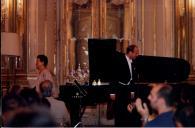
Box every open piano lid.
[88,39,191,83]
[88,39,116,83]
[134,55,191,82]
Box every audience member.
[174,105,195,127]
[19,87,41,106]
[7,106,57,127]
[8,84,22,95]
[39,80,70,126]
[35,54,58,97]
[128,83,175,127]
[2,94,26,126]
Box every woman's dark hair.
[37,55,48,67]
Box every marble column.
[92,0,100,38]
[100,0,107,38]
[191,0,195,76]
[64,0,73,77]
[123,0,131,52]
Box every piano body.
[59,39,194,126]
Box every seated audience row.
[2,82,195,127]
[2,80,70,127]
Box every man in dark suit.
[111,44,140,126]
[114,44,139,84]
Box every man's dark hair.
[39,80,53,97]
[126,44,137,54]
[37,55,48,67]
[157,84,174,107]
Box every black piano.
[59,39,195,126]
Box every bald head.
[39,80,53,97]
[156,83,174,106]
[126,44,139,60]
[148,83,174,111]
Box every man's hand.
[135,98,149,119]
[127,103,134,112]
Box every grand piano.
[59,39,195,126]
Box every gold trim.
[44,20,47,55]
[141,0,144,55]
[153,0,157,56]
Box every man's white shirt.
[125,55,133,81]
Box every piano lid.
[88,39,191,83]
[134,55,191,82]
[88,39,117,83]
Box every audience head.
[7,106,57,127]
[126,44,139,59]
[148,83,174,113]
[19,87,41,106]
[174,105,195,127]
[36,54,48,70]
[180,87,193,105]
[39,80,53,97]
[8,85,22,95]
[2,94,26,126]
[2,94,25,113]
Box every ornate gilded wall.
[26,0,57,86]
[1,0,195,88]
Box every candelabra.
[66,63,89,85]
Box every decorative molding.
[91,0,99,38]
[174,0,194,77]
[141,0,144,55]
[73,0,89,6]
[153,0,157,56]
[27,0,38,74]
[21,0,195,84]
[111,0,125,5]
[100,0,107,38]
